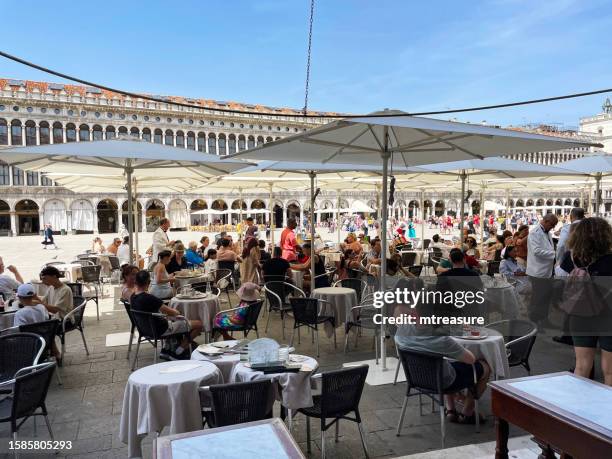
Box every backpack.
[560,257,606,317]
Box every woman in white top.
[150,250,174,299]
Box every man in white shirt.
[0,256,23,300]
[117,236,132,266]
[151,218,175,265]
[13,283,49,326]
[556,207,584,262]
[526,213,558,325]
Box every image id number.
[9,440,72,450]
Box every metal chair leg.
[333,327,337,348]
[393,357,401,385]
[44,414,54,440]
[80,330,89,355]
[265,311,272,334]
[419,394,423,416]
[306,416,311,454]
[344,331,350,353]
[358,422,370,458]
[153,341,158,364]
[315,328,320,357]
[475,398,480,433]
[320,430,326,459]
[335,421,339,442]
[396,395,409,436]
[439,395,446,448]
[127,326,134,360]
[131,339,141,371]
[290,326,296,347]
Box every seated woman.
[499,246,526,278]
[167,243,189,274]
[465,237,480,259]
[185,241,204,267]
[483,235,504,261]
[395,303,491,424]
[92,237,106,254]
[120,264,139,302]
[335,249,362,280]
[213,282,260,340]
[150,250,175,299]
[292,243,330,292]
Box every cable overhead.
[303,0,315,115]
[1,49,612,119]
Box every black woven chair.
[217,259,238,289]
[400,251,418,267]
[0,362,56,446]
[120,299,137,361]
[130,309,188,370]
[210,268,234,304]
[212,300,264,339]
[333,278,367,304]
[423,239,431,250]
[57,295,89,359]
[289,297,336,357]
[396,348,481,447]
[263,281,305,339]
[486,319,537,374]
[19,320,62,384]
[298,365,369,459]
[206,379,274,427]
[344,302,381,358]
[487,261,500,277]
[191,282,221,298]
[408,265,424,277]
[80,265,102,320]
[0,333,45,385]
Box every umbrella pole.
[133,178,139,259]
[459,171,466,232]
[380,127,390,370]
[596,174,602,217]
[336,191,341,244]
[310,172,316,290]
[420,189,425,243]
[125,160,135,265]
[505,188,510,229]
[269,184,275,247]
[479,186,485,244]
[587,186,593,216]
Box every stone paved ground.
[0,232,598,458]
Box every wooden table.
[490,372,612,459]
[154,418,305,458]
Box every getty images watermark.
[371,288,486,326]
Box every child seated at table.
[213,282,260,340]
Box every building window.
[26,171,38,186]
[238,136,245,151]
[197,133,206,152]
[154,129,163,144]
[106,126,116,140]
[187,132,195,150]
[208,134,217,154]
[25,121,36,145]
[39,121,50,144]
[218,134,226,155]
[118,126,128,136]
[0,162,9,185]
[165,129,174,146]
[130,127,140,138]
[79,124,90,141]
[228,135,236,155]
[11,120,23,145]
[53,122,63,143]
[0,119,7,145]
[41,174,53,186]
[247,136,255,149]
[142,128,151,142]
[176,131,185,148]
[13,167,24,185]
[92,125,103,141]
[66,123,77,142]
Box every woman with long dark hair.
[240,237,261,284]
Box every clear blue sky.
[2,0,611,127]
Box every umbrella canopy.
[556,154,612,215]
[0,137,249,264]
[224,110,594,371]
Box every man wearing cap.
[13,283,49,327]
[37,266,74,321]
[0,256,23,299]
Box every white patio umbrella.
[224,110,593,372]
[0,137,249,263]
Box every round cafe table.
[174,273,212,290]
[119,360,222,458]
[311,287,358,336]
[190,342,241,382]
[453,327,510,380]
[169,294,220,333]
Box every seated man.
[259,239,271,263]
[0,256,23,299]
[291,243,330,291]
[13,283,49,326]
[38,266,74,321]
[130,270,203,358]
[395,297,490,424]
[262,247,291,281]
[107,238,122,255]
[436,246,479,274]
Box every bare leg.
[601,349,612,386]
[574,346,596,378]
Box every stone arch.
[434,200,445,217]
[145,199,165,231]
[121,200,143,231]
[15,199,40,235]
[96,198,118,233]
[168,199,188,229]
[42,199,67,231]
[71,199,94,233]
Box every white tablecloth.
[119,360,222,458]
[174,273,212,290]
[190,343,241,383]
[454,328,510,379]
[311,287,358,336]
[170,295,220,333]
[482,277,521,320]
[230,356,319,410]
[290,270,304,290]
